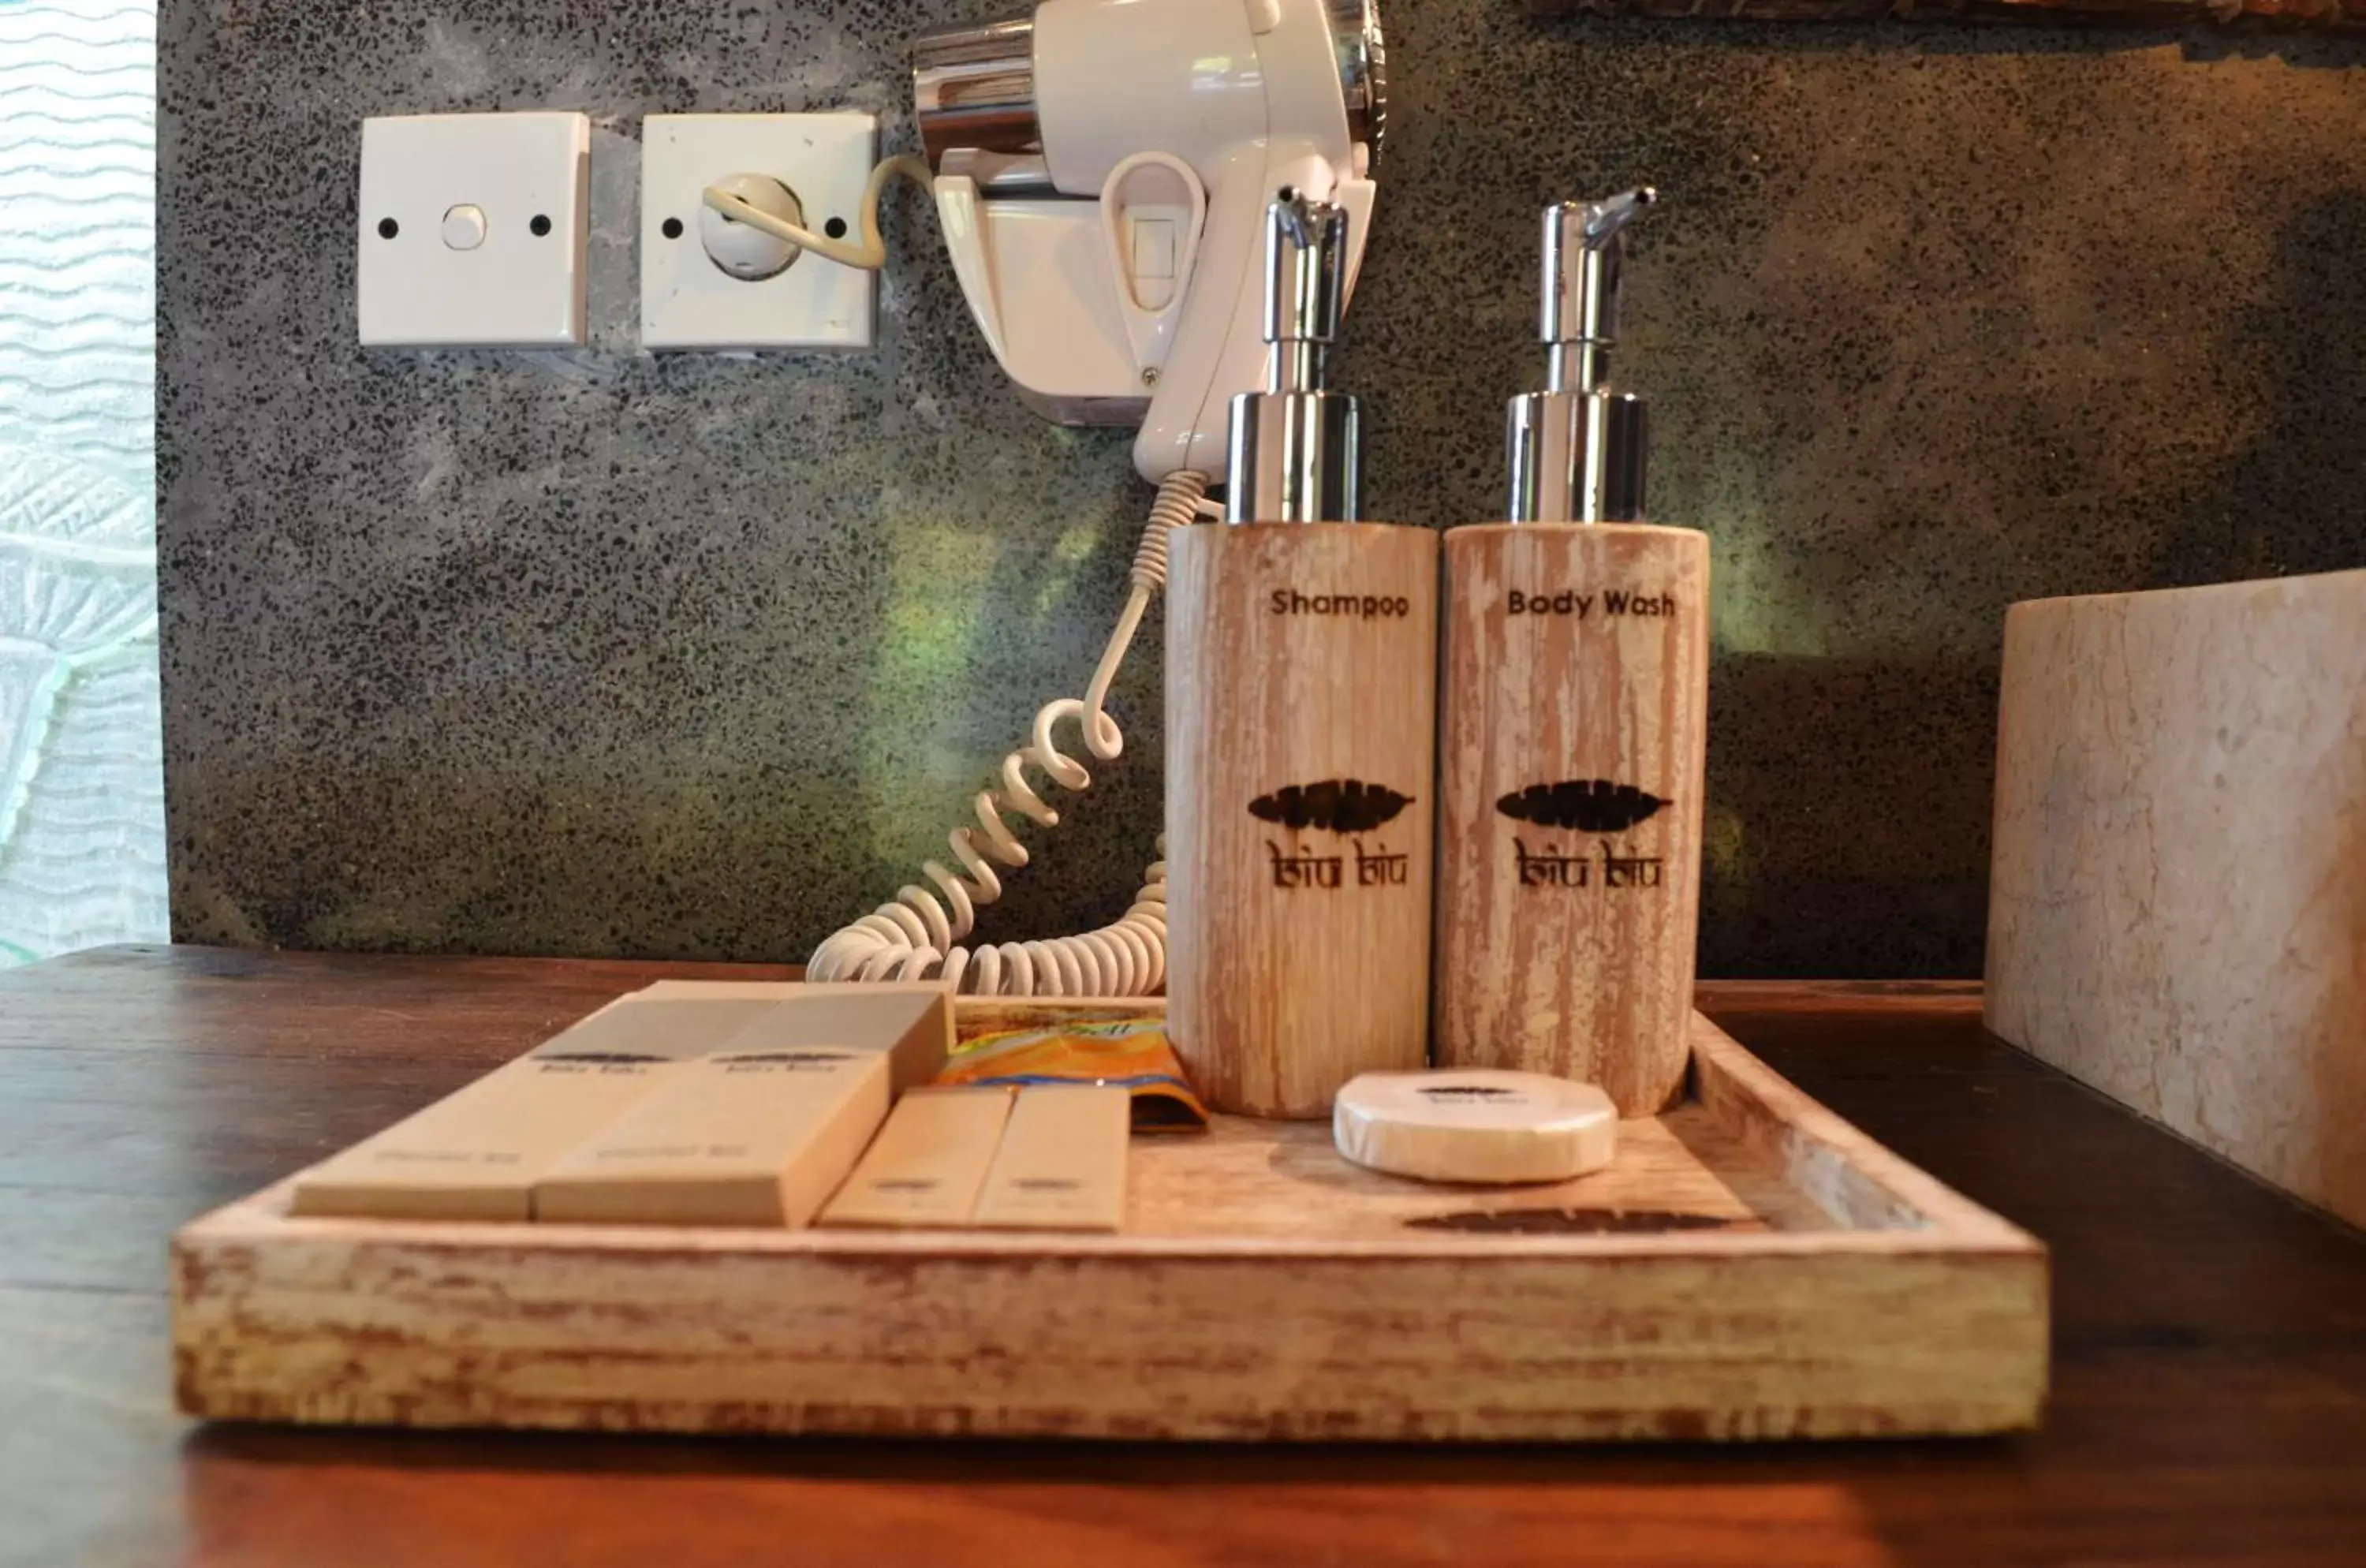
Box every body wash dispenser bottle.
[1166,192,1439,1118]
[1435,189,1708,1117]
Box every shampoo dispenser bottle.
[1166,191,1439,1118]
[1435,189,1708,1117]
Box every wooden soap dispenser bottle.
[1435,188,1709,1117]
[1166,190,1439,1118]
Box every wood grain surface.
[6,948,2366,1566]
[1524,0,2366,27]
[169,1012,2043,1442]
[1435,523,1710,1115]
[1165,523,1438,1117]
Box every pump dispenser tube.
[1165,191,1437,1119]
[1434,189,1708,1117]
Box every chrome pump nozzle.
[1226,189,1360,524]
[1509,186,1657,524]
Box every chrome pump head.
[1507,187,1656,524]
[1226,191,1360,524]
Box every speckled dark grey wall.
[159,2,2366,976]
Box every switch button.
[441,203,488,251]
[1129,217,1177,309]
[1133,217,1175,280]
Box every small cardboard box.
[971,1085,1131,1233]
[636,980,954,1092]
[534,1047,890,1227]
[289,996,778,1222]
[818,1086,1015,1229]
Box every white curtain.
[0,0,166,965]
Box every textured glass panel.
[0,0,166,965]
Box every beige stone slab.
[1986,567,2366,1226]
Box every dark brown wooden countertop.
[4,945,2363,1567]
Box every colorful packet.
[942,1002,1208,1131]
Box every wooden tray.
[172,1011,2047,1442]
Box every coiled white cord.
[807,470,1213,996]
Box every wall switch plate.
[357,112,590,349]
[640,113,879,353]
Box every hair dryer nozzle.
[912,15,1043,175]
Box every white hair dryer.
[913,0,1385,481]
[807,2,1387,995]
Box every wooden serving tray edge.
[171,1011,2048,1443]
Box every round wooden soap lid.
[1332,1070,1618,1184]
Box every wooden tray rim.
[174,1012,2043,1264]
[171,1007,2051,1442]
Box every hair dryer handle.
[1129,149,1373,483]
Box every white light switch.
[640,113,879,353]
[358,112,590,349]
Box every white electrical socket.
[639,113,879,353]
[357,112,591,349]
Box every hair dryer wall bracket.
[916,0,1384,483]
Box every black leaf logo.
[1405,1208,1733,1236]
[1495,779,1667,834]
[1249,778,1414,834]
